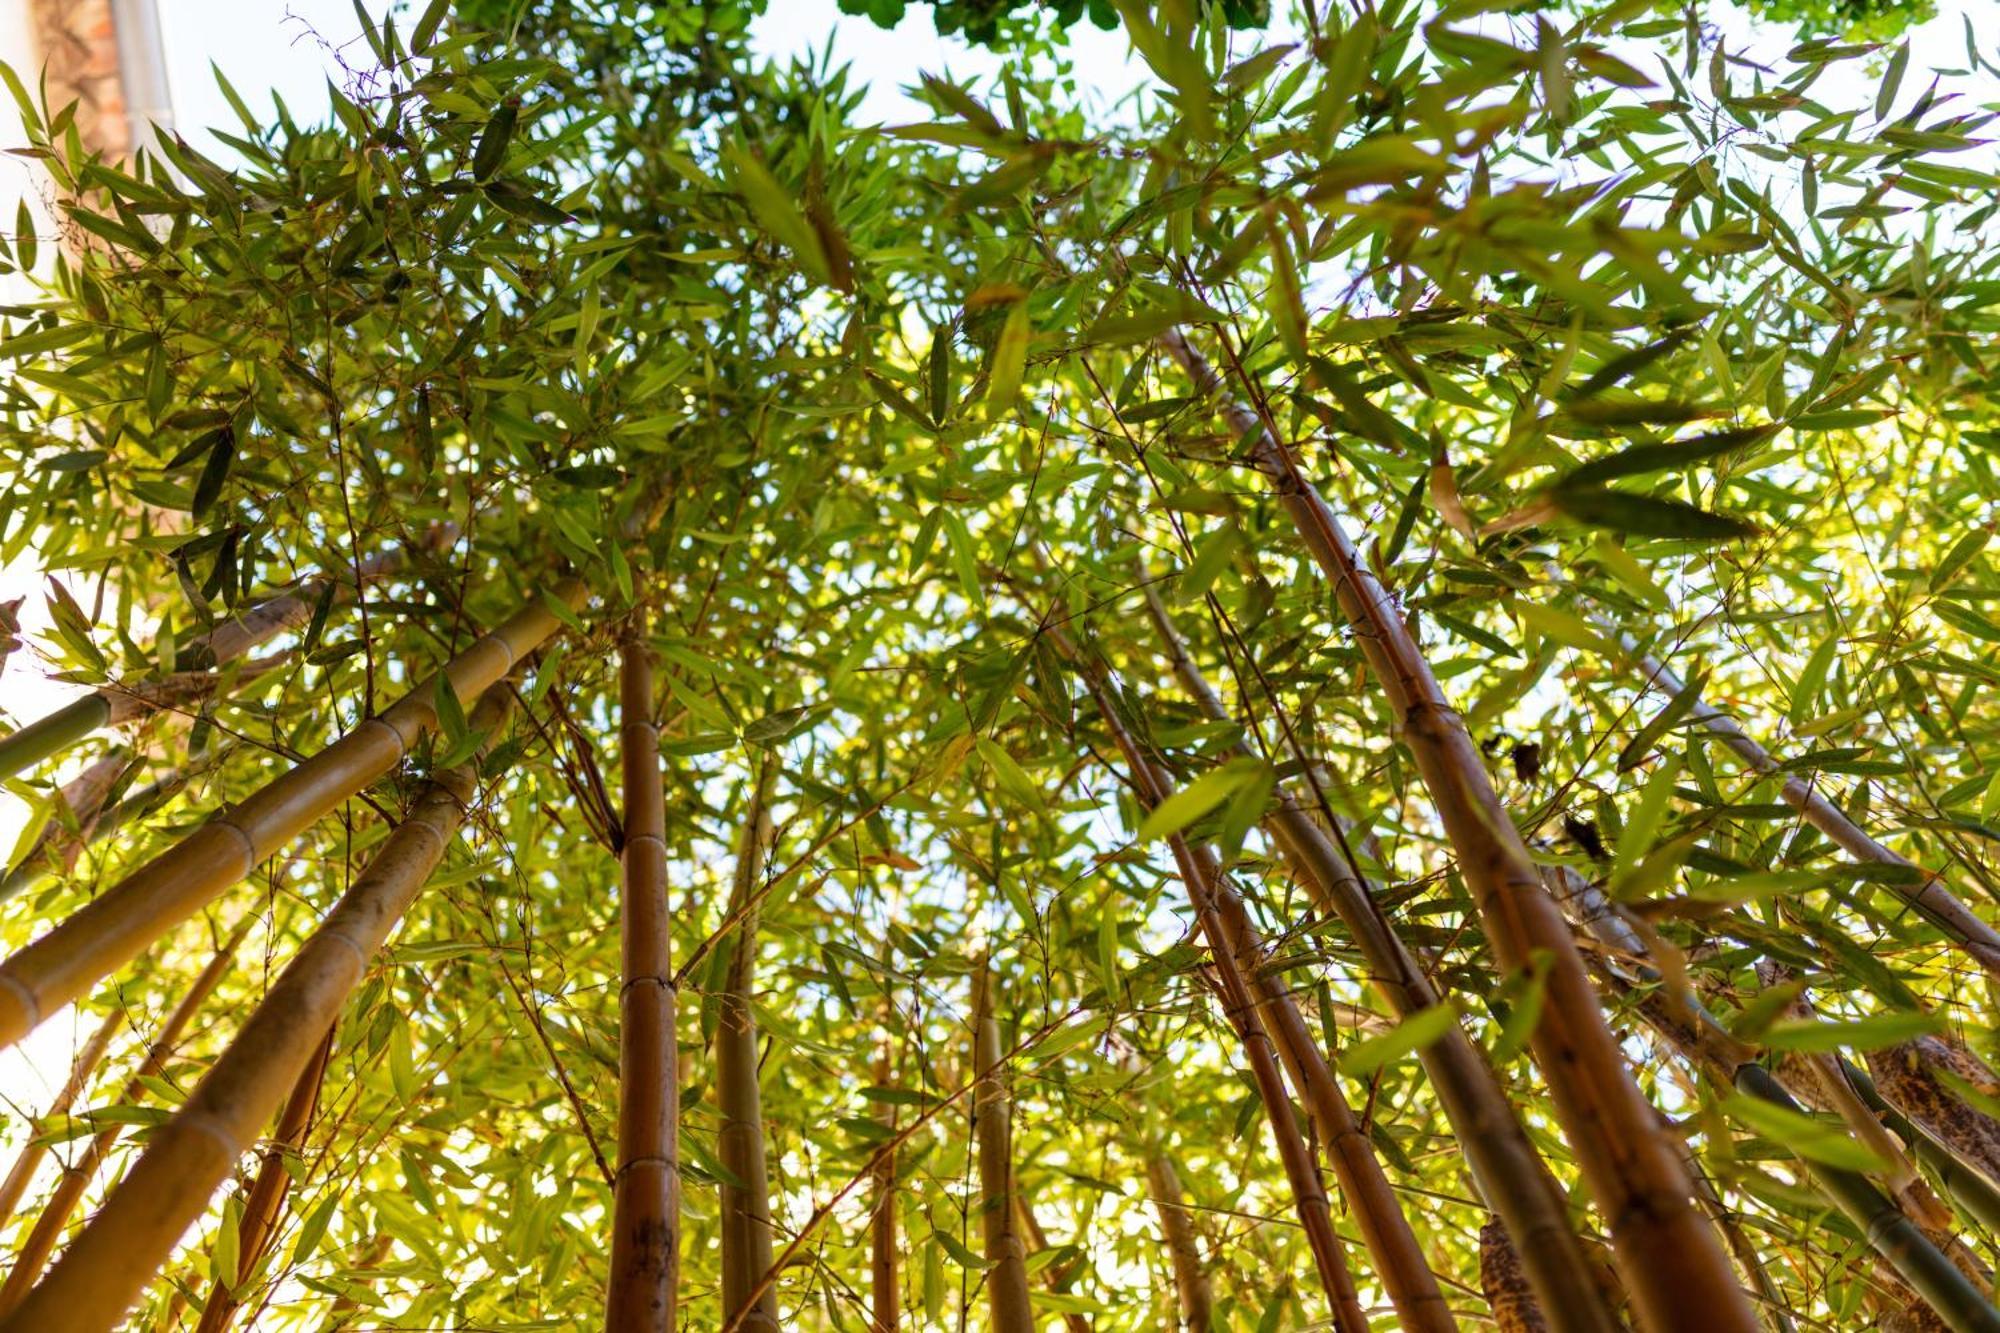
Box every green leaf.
[1762,1010,1942,1054]
[472,103,517,181]
[1721,1094,1888,1174]
[1136,761,1260,843]
[1558,425,1775,489]
[1548,487,1757,542]
[1336,1003,1455,1077]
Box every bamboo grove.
[2,0,2000,1326]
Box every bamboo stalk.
[0,1010,119,1233]
[605,620,680,1333]
[0,578,583,1051]
[1610,634,2000,985]
[870,1038,899,1333]
[190,1026,335,1333]
[0,917,253,1313]
[972,958,1038,1333]
[1480,1218,1550,1333]
[1139,578,1620,1333]
[1046,628,1370,1331]
[0,539,431,785]
[0,697,109,788]
[1162,328,1754,1333]
[1044,596,1447,1328]
[1144,1148,1216,1332]
[0,685,514,1333]
[717,764,780,1333]
[0,748,131,896]
[1733,1066,2000,1333]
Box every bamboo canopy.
[2,0,1999,1328]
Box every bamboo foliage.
[4,1,2000,1327]
[0,581,580,1051]
[0,539,428,785]
[0,684,516,1333]
[1044,623,1372,1332]
[605,620,680,1333]
[0,1010,116,1235]
[1614,639,2000,985]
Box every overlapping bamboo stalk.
[1570,912,2000,1332]
[0,1010,118,1233]
[717,764,780,1333]
[1041,622,1371,1332]
[0,578,583,1051]
[1162,328,1755,1333]
[1144,1147,1215,1331]
[971,958,1038,1333]
[0,917,253,1313]
[1611,634,2000,985]
[1138,578,1620,1333]
[0,685,515,1333]
[190,1027,335,1333]
[0,538,433,784]
[605,618,681,1333]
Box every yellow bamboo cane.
[972,959,1038,1333]
[1144,1148,1215,1331]
[0,579,582,1052]
[717,764,780,1333]
[0,685,515,1333]
[1137,578,1617,1333]
[189,1027,335,1333]
[605,619,680,1333]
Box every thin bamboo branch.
[0,685,515,1333]
[605,619,680,1333]
[1162,327,1754,1333]
[0,916,253,1313]
[1608,633,2000,985]
[189,1026,335,1333]
[1139,577,1619,1333]
[718,763,780,1333]
[1144,1147,1216,1332]
[0,1010,118,1233]
[973,958,1038,1333]
[0,577,584,1051]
